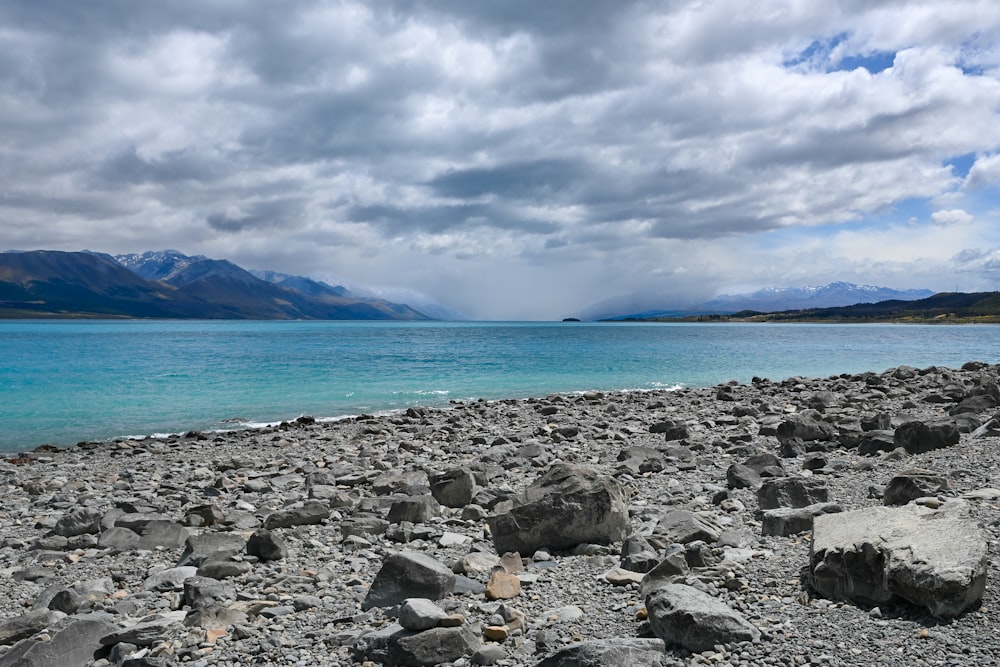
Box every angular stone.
[387,495,441,524]
[532,638,668,667]
[616,447,665,474]
[262,500,330,529]
[894,419,960,454]
[808,500,988,618]
[0,609,65,646]
[137,520,192,549]
[857,430,896,456]
[100,614,184,647]
[645,584,760,652]
[357,622,480,667]
[197,558,252,579]
[362,551,455,610]
[883,469,950,506]
[0,613,117,667]
[649,419,689,441]
[655,510,722,544]
[398,598,450,631]
[485,568,521,600]
[619,533,660,573]
[183,576,235,610]
[486,464,628,555]
[776,415,837,443]
[453,552,502,576]
[726,464,761,490]
[761,502,843,537]
[430,468,477,508]
[246,529,287,561]
[98,526,141,550]
[178,532,247,567]
[52,508,102,537]
[638,548,690,597]
[183,605,248,631]
[757,477,829,510]
[142,566,198,592]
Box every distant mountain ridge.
[0,250,432,320]
[701,282,935,312]
[594,281,935,320]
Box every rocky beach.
[1,361,999,667]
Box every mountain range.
[0,250,431,320]
[589,282,936,320]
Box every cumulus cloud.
[1,0,1000,317]
[931,209,975,226]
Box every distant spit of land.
[607,291,1000,324]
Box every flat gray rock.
[761,502,843,536]
[362,551,455,610]
[0,609,65,646]
[808,500,988,618]
[757,477,829,510]
[645,583,760,652]
[487,463,628,554]
[356,622,480,667]
[533,638,668,666]
[0,613,117,667]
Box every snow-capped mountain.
[700,282,935,313]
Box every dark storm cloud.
[427,159,585,199]
[206,198,306,232]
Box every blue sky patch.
[946,153,976,179]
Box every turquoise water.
[1,320,998,452]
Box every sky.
[2,1,1000,320]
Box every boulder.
[649,419,689,440]
[883,469,950,506]
[486,464,628,555]
[362,551,455,610]
[262,500,330,529]
[0,613,117,667]
[387,495,441,524]
[246,529,288,561]
[894,419,960,454]
[776,415,837,443]
[356,622,480,667]
[178,533,247,567]
[761,503,843,537]
[0,609,65,646]
[645,584,760,652]
[430,468,477,508]
[857,430,896,456]
[532,638,668,667]
[619,533,660,573]
[808,500,987,618]
[757,477,829,510]
[52,508,102,537]
[397,598,451,631]
[654,510,723,544]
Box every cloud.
[931,209,974,226]
[1,0,1000,317]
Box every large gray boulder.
[486,464,629,554]
[757,477,829,510]
[883,469,950,506]
[362,551,455,610]
[645,584,760,652]
[356,622,480,666]
[533,638,668,666]
[761,503,843,537]
[0,613,117,667]
[776,414,837,443]
[808,500,987,618]
[655,510,723,544]
[894,419,960,454]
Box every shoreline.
[1,362,999,665]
